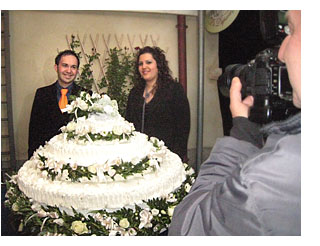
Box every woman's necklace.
[142,85,156,133]
[144,83,157,99]
[145,89,151,99]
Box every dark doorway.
[218,10,269,135]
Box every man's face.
[278,10,301,108]
[55,55,78,88]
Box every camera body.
[218,11,299,124]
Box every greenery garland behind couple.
[69,34,138,117]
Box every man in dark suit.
[28,50,86,158]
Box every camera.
[218,11,299,124]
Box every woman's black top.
[125,82,190,161]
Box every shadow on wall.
[16,92,35,160]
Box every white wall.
[8,10,223,163]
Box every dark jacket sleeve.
[230,117,263,148]
[28,83,89,158]
[171,83,190,161]
[125,89,135,124]
[28,88,55,158]
[125,83,190,161]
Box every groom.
[28,50,88,158]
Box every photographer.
[169,10,301,236]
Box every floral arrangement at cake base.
[4,165,194,236]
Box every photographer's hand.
[230,77,254,118]
[229,77,263,148]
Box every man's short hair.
[55,50,80,68]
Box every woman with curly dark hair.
[125,46,190,162]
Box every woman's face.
[138,53,159,84]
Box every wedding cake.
[5,92,195,236]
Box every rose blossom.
[88,165,97,174]
[71,221,89,235]
[76,98,89,111]
[119,218,130,229]
[70,162,78,171]
[151,208,159,216]
[185,183,192,193]
[112,125,124,135]
[66,121,77,132]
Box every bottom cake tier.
[17,150,186,212]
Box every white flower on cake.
[139,210,153,229]
[76,98,89,111]
[46,159,55,170]
[151,208,160,216]
[65,92,119,119]
[61,170,69,181]
[107,168,116,177]
[103,105,114,114]
[131,156,140,165]
[66,121,77,132]
[102,162,110,172]
[150,137,165,148]
[101,217,117,230]
[11,202,19,212]
[31,202,42,212]
[71,221,89,235]
[119,218,130,229]
[148,159,159,169]
[164,193,177,203]
[168,205,176,217]
[93,213,103,222]
[88,165,97,174]
[76,122,91,136]
[37,209,48,218]
[53,218,64,226]
[70,162,77,171]
[54,161,64,173]
[41,170,48,179]
[185,183,192,193]
[112,125,125,135]
[110,157,122,166]
[49,212,59,219]
[36,160,44,169]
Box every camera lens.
[218,64,248,97]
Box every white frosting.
[17,105,187,212]
[44,131,152,167]
[61,113,134,140]
[17,150,186,211]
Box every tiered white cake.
[8,91,194,236]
